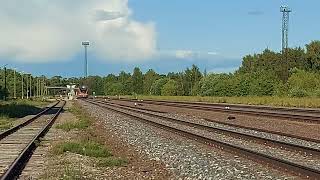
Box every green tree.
[150,78,168,95]
[131,67,143,94]
[161,79,178,96]
[305,41,320,71]
[118,71,132,94]
[143,69,159,95]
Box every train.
[76,85,89,98]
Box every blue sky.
[0,0,319,77]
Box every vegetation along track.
[85,99,320,179]
[110,98,320,124]
[0,100,65,180]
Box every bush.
[313,89,320,97]
[288,70,320,93]
[289,88,308,97]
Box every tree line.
[1,40,320,99]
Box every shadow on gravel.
[0,103,42,118]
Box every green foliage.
[0,100,43,118]
[150,78,168,95]
[52,140,112,158]
[287,69,320,93]
[143,69,160,95]
[289,88,308,97]
[57,104,91,131]
[131,67,143,94]
[0,116,12,130]
[161,79,178,96]
[56,119,90,132]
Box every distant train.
[77,85,89,98]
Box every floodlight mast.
[280,5,291,53]
[82,41,90,78]
[280,5,291,81]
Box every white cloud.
[163,50,219,59]
[0,0,156,63]
[175,50,196,59]
[207,52,218,55]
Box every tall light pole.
[82,41,90,78]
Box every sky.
[0,0,319,77]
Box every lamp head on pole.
[82,41,90,46]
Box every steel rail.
[85,99,320,179]
[113,98,320,124]
[0,101,65,180]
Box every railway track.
[0,100,65,180]
[111,98,320,124]
[107,98,320,143]
[85,99,320,179]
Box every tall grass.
[0,115,12,130]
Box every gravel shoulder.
[80,100,298,179]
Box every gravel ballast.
[80,100,297,179]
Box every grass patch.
[0,100,49,118]
[52,140,112,158]
[114,95,320,108]
[0,116,12,130]
[0,100,50,130]
[56,105,91,131]
[56,119,90,131]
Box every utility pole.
[280,5,291,81]
[4,65,7,101]
[21,72,24,99]
[26,74,29,99]
[14,68,16,99]
[36,77,39,97]
[29,75,32,98]
[82,41,90,78]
